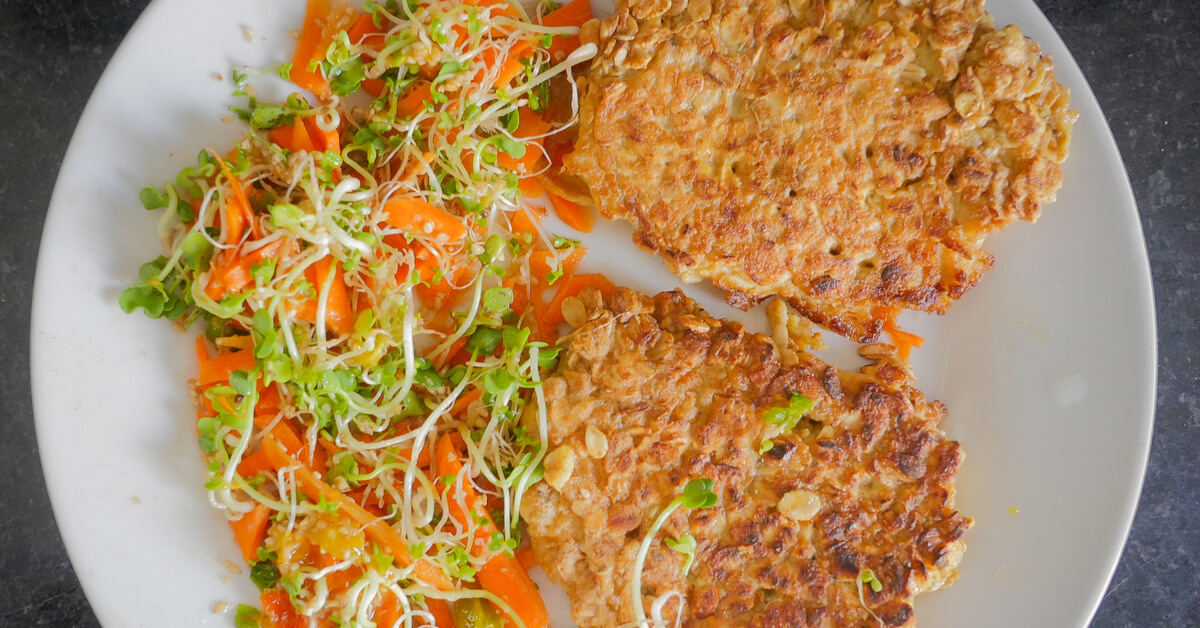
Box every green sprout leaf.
[139,186,169,210]
[665,533,698,577]
[762,392,816,431]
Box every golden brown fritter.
[521,288,971,627]
[566,0,1075,341]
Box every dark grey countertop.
[2,0,1196,626]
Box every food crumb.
[1009,506,1020,515]
[214,72,224,82]
[213,601,229,614]
[220,574,232,583]
[243,26,255,42]
[222,559,243,575]
[130,496,141,504]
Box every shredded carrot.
[289,0,356,100]
[261,588,303,628]
[396,84,433,119]
[542,274,615,329]
[260,435,454,591]
[229,503,271,563]
[198,349,257,386]
[384,197,468,242]
[529,247,586,285]
[435,435,550,628]
[874,306,925,361]
[292,256,354,336]
[302,115,340,154]
[547,193,595,233]
[496,108,551,174]
[540,0,593,60]
[516,175,544,198]
[515,544,538,571]
[195,336,210,365]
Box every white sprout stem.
[632,500,684,627]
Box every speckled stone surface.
[1,0,1196,626]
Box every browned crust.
[566,0,1075,342]
[522,287,972,627]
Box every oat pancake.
[566,0,1075,341]
[521,287,971,627]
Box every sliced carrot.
[195,336,210,365]
[427,599,455,628]
[547,193,595,233]
[528,247,585,285]
[516,175,544,198]
[213,151,259,244]
[293,256,354,336]
[261,588,303,628]
[450,388,483,418]
[302,115,340,154]
[236,449,273,478]
[347,12,385,46]
[260,436,454,591]
[397,83,434,119]
[435,435,549,628]
[496,108,551,174]
[540,0,593,60]
[478,40,534,89]
[289,0,356,101]
[383,197,468,242]
[541,274,615,329]
[198,349,257,386]
[873,306,925,361]
[515,544,538,571]
[229,503,271,563]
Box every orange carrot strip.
[515,544,538,571]
[435,435,550,628]
[396,84,433,119]
[547,193,595,233]
[261,588,302,628]
[529,247,585,285]
[236,449,273,478]
[516,175,544,198]
[214,152,259,243]
[383,197,468,242]
[427,599,455,628]
[347,12,384,46]
[195,336,210,365]
[542,274,615,329]
[479,40,534,88]
[450,388,483,417]
[290,0,334,100]
[293,256,355,336]
[497,108,551,174]
[260,436,454,591]
[540,0,593,60]
[197,349,257,386]
[303,115,340,154]
[229,503,271,563]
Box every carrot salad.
[120,1,600,626]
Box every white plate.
[31,0,1155,626]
